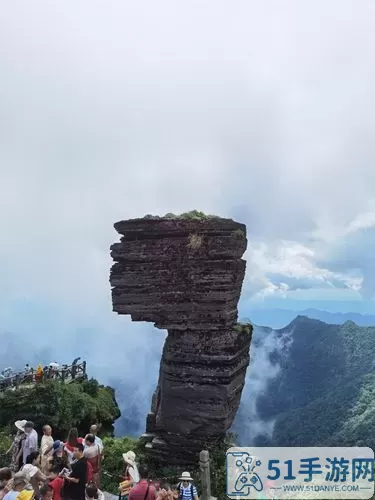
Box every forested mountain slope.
[255,316,375,447]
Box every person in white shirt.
[40,425,54,474]
[22,423,38,465]
[89,426,103,453]
[84,434,102,487]
[21,451,47,498]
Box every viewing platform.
[0,360,87,392]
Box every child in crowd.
[48,467,65,500]
[39,485,52,500]
[0,468,13,500]
[85,483,104,500]
[3,472,33,500]
[156,483,177,500]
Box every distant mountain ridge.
[249,315,375,449]
[244,308,375,328]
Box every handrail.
[0,361,87,392]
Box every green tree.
[0,379,120,439]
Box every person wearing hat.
[122,452,139,483]
[119,451,139,500]
[2,472,33,500]
[6,421,27,472]
[48,442,69,473]
[175,473,198,500]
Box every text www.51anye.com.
[281,484,368,493]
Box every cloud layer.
[1,1,374,311]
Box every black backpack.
[177,482,194,500]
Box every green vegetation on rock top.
[144,210,223,221]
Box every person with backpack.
[175,473,198,500]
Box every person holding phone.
[63,445,87,500]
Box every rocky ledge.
[110,211,252,464]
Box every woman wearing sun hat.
[6,420,27,472]
[119,451,140,500]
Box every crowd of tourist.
[0,360,84,390]
[0,420,199,500]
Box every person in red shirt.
[64,428,84,466]
[49,465,65,500]
[128,466,156,500]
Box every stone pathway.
[103,492,118,500]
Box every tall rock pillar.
[110,214,252,464]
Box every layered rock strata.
[110,214,252,463]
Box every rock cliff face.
[110,213,252,463]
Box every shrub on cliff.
[0,427,12,467]
[100,434,232,498]
[233,323,252,335]
[143,210,221,221]
[168,210,220,220]
[100,436,145,493]
[0,378,120,438]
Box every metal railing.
[0,361,87,392]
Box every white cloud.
[0,0,374,316]
[346,210,375,234]
[243,239,364,302]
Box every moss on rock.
[233,322,252,335]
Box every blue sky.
[0,1,374,339]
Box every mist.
[0,314,294,444]
[0,311,165,437]
[231,325,293,444]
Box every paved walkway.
[104,493,118,500]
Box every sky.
[0,0,374,436]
